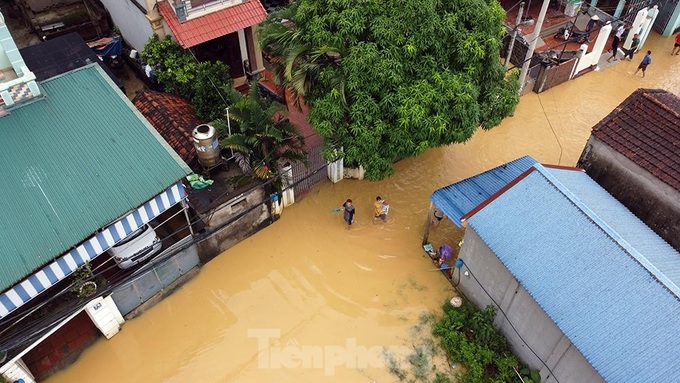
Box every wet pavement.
[42,32,680,383]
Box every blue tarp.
[91,37,122,57]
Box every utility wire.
[462,264,562,383]
[537,93,563,165]
[0,161,331,351]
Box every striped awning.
[0,182,187,319]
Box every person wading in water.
[341,199,356,229]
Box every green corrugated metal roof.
[0,65,191,291]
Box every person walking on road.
[624,33,640,61]
[607,23,625,62]
[634,51,652,78]
[672,32,680,55]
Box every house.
[100,0,275,88]
[577,88,680,252]
[19,32,124,91]
[430,158,680,383]
[586,0,680,37]
[0,15,196,382]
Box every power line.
[537,93,563,166]
[0,161,331,351]
[461,264,562,383]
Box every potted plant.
[71,262,97,298]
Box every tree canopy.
[141,35,232,122]
[259,0,519,180]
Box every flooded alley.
[44,33,680,383]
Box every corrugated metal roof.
[549,168,680,286]
[430,156,538,227]
[0,65,191,292]
[465,165,680,383]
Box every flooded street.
[45,33,680,383]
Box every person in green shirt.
[624,33,640,60]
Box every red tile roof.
[591,88,680,191]
[133,90,201,165]
[159,0,267,48]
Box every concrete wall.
[100,0,153,52]
[578,137,680,252]
[456,228,605,383]
[196,185,272,263]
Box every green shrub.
[141,35,233,122]
[432,301,539,383]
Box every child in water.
[374,196,389,222]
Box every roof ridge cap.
[641,90,680,120]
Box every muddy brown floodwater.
[45,33,680,383]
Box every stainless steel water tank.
[192,124,220,167]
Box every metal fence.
[291,144,328,197]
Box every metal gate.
[653,0,678,34]
[290,143,328,197]
[111,242,199,316]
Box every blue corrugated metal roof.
[430,156,538,227]
[465,164,680,383]
[549,168,680,286]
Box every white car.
[110,224,162,269]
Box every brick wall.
[23,311,101,381]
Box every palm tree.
[258,4,345,108]
[213,82,307,182]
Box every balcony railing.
[171,0,244,22]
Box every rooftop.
[0,65,190,293]
[133,89,201,166]
[19,32,123,89]
[459,164,680,383]
[590,88,680,192]
[1,13,41,112]
[159,0,267,48]
[430,156,538,227]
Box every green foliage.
[432,301,533,383]
[141,35,233,122]
[70,262,97,298]
[213,83,307,185]
[432,373,454,383]
[259,0,519,180]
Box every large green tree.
[260,0,519,180]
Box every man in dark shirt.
[624,33,640,60]
[342,199,356,229]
